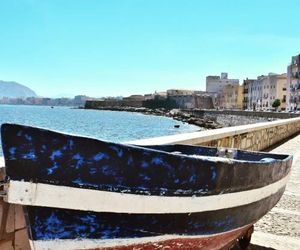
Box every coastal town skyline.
[0,0,300,97]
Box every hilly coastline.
[0,80,37,98]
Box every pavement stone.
[251,134,300,250]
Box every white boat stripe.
[5,173,290,214]
[29,224,252,250]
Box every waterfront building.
[260,75,271,109]
[274,73,287,110]
[166,89,213,109]
[217,83,243,110]
[247,79,261,110]
[246,73,286,111]
[206,73,239,93]
[167,89,196,96]
[194,95,214,109]
[167,94,213,109]
[243,79,255,110]
[260,73,286,110]
[287,54,300,111]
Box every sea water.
[0,105,200,156]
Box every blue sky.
[0,0,299,97]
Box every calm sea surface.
[0,105,199,156]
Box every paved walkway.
[250,134,300,250]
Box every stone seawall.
[203,112,269,127]
[183,109,300,127]
[130,117,300,152]
[185,109,300,119]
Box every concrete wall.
[2,117,300,248]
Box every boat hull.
[29,224,253,250]
[0,124,293,249]
[24,186,284,249]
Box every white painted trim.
[29,224,251,250]
[0,157,4,168]
[128,117,300,146]
[5,173,290,214]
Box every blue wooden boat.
[0,123,293,249]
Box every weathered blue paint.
[93,153,107,161]
[1,124,292,197]
[47,163,59,175]
[24,134,32,141]
[9,146,16,155]
[22,150,36,161]
[211,166,217,181]
[50,150,62,161]
[25,187,285,241]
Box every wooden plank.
[14,228,30,250]
[14,205,26,230]
[5,205,14,234]
[0,240,13,250]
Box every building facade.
[168,94,213,109]
[246,73,286,110]
[166,89,213,109]
[243,79,255,110]
[247,79,261,110]
[287,54,300,111]
[167,89,192,96]
[217,83,243,110]
[206,73,239,93]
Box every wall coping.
[128,117,300,146]
[184,109,300,119]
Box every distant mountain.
[0,80,37,98]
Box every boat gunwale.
[0,123,292,165]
